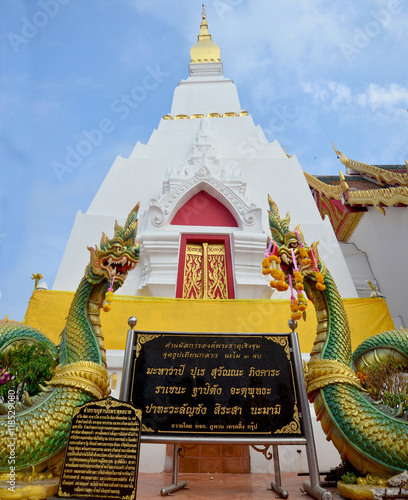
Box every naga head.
[86,203,141,289]
[263,196,326,304]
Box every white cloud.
[302,80,408,113]
[302,81,353,110]
[302,82,330,103]
[362,83,408,109]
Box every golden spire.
[190,4,221,64]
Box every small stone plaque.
[58,396,141,500]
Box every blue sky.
[1,0,407,321]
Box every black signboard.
[130,333,303,441]
[58,396,142,500]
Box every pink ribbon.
[311,249,319,271]
[291,248,299,271]
[294,228,303,247]
[265,238,273,257]
[288,275,295,301]
[108,272,116,291]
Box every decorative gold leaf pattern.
[251,444,273,460]
[267,336,290,360]
[275,404,301,434]
[136,334,162,359]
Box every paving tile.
[135,472,344,499]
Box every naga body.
[0,204,140,474]
[264,196,408,477]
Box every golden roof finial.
[32,272,44,291]
[332,142,350,168]
[367,281,380,298]
[199,3,209,37]
[190,5,221,64]
[339,170,349,193]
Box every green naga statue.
[0,204,140,476]
[263,196,408,478]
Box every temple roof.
[304,146,408,241]
[332,143,408,187]
[314,175,391,191]
[372,165,407,173]
[306,145,408,211]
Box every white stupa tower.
[53,6,357,302]
[36,6,376,477]
[25,7,398,477]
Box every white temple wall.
[171,78,241,116]
[339,242,377,298]
[348,207,408,328]
[56,115,357,300]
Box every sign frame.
[119,327,331,500]
[129,331,304,444]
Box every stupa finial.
[190,5,221,63]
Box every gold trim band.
[47,361,110,399]
[305,358,363,396]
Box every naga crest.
[263,197,326,317]
[267,195,321,274]
[87,203,141,286]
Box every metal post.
[119,316,137,402]
[160,444,188,496]
[270,445,289,498]
[289,320,332,500]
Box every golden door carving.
[182,242,228,299]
